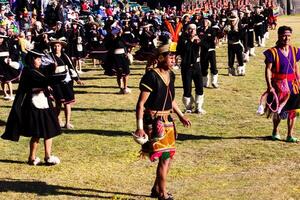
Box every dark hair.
[278,26,292,35]
[24,53,40,68]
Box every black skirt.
[21,103,61,139]
[112,54,130,76]
[52,81,75,104]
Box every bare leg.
[117,74,122,89]
[29,137,40,161]
[7,82,13,97]
[287,117,296,137]
[272,114,281,135]
[156,158,172,198]
[64,103,72,127]
[44,138,52,159]
[123,75,129,89]
[1,82,8,97]
[93,58,96,68]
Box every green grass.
[1,16,300,200]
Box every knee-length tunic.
[264,46,300,119]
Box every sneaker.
[28,157,41,166]
[64,123,74,129]
[195,109,207,115]
[286,136,298,143]
[123,87,131,94]
[271,134,281,141]
[9,95,15,101]
[3,95,10,100]
[44,155,60,165]
[184,109,192,114]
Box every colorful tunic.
[264,46,300,119]
[139,69,176,162]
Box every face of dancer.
[53,43,62,54]
[278,31,292,46]
[161,53,176,70]
[188,25,196,37]
[33,56,42,69]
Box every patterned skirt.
[141,111,176,162]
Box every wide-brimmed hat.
[0,32,8,38]
[49,37,67,47]
[28,49,45,57]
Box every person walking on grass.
[264,26,300,142]
[1,49,67,165]
[49,37,84,129]
[134,43,191,200]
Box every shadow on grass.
[74,91,121,95]
[177,134,271,141]
[0,119,6,126]
[0,159,25,164]
[62,129,272,141]
[0,178,148,199]
[72,107,135,112]
[62,129,131,136]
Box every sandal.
[28,157,41,166]
[150,188,173,199]
[286,136,299,143]
[158,195,174,200]
[44,155,60,165]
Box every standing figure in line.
[135,43,191,200]
[225,15,245,76]
[198,17,219,88]
[67,20,86,74]
[263,26,300,142]
[177,23,205,114]
[1,49,66,165]
[49,38,84,129]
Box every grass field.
[0,16,300,200]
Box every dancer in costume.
[1,49,66,165]
[49,37,84,129]
[135,42,191,200]
[264,26,300,142]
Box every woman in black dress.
[1,49,66,165]
[49,38,84,129]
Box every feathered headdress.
[164,19,183,52]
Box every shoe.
[151,188,173,198]
[64,123,74,129]
[44,155,60,165]
[271,134,281,141]
[195,109,206,115]
[28,157,41,166]
[123,87,131,94]
[9,95,15,101]
[3,95,10,100]
[158,195,174,200]
[286,136,298,143]
[184,109,192,114]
